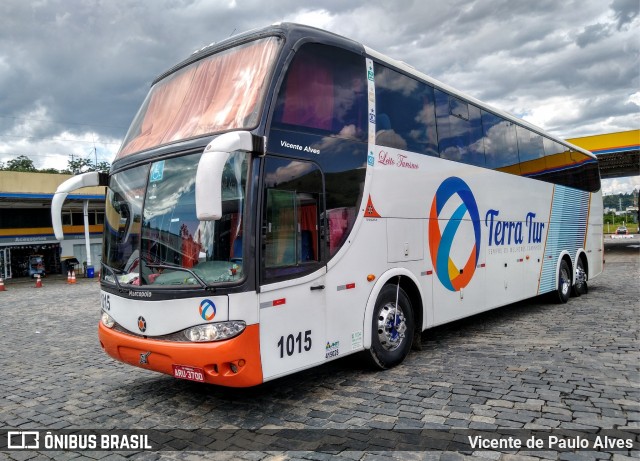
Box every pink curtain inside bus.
[280,53,334,131]
[118,37,280,158]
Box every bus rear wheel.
[366,284,414,370]
[572,257,588,296]
[557,259,571,304]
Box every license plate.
[172,364,205,382]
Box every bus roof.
[150,22,595,160]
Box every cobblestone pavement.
[0,238,638,461]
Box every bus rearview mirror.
[195,131,259,221]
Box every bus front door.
[258,157,327,382]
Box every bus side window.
[374,63,438,156]
[435,89,485,167]
[481,110,519,174]
[271,43,367,141]
[262,158,324,282]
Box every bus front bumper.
[98,322,263,387]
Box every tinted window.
[0,208,53,228]
[516,126,545,163]
[72,212,84,225]
[374,64,438,156]
[435,89,485,167]
[481,111,519,173]
[262,157,324,282]
[272,44,366,142]
[449,96,469,120]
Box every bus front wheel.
[366,284,414,370]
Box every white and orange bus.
[52,23,603,387]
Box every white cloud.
[283,8,334,29]
[0,0,637,177]
[602,177,640,195]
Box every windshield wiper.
[101,262,127,292]
[144,261,208,288]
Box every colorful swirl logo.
[428,177,481,292]
[199,299,216,321]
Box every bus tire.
[557,259,571,304]
[572,257,588,297]
[366,284,414,370]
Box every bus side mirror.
[52,172,108,240]
[195,151,230,221]
[195,131,263,221]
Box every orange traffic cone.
[67,270,72,284]
[0,277,6,291]
[70,270,77,284]
[35,274,43,288]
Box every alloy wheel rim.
[561,268,570,296]
[377,302,407,351]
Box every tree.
[67,156,110,174]
[67,157,94,174]
[5,155,36,172]
[96,161,110,173]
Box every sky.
[0,0,638,195]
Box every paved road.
[0,238,638,460]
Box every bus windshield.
[117,36,281,159]
[102,151,248,287]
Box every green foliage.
[5,155,36,172]
[67,156,110,174]
[96,161,110,173]
[603,192,639,225]
[603,192,636,209]
[0,154,111,174]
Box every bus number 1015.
[277,330,312,358]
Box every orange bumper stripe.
[98,323,263,387]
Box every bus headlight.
[101,311,116,328]
[184,321,246,342]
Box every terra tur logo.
[428,177,481,292]
[199,299,216,321]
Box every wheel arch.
[555,250,574,286]
[574,249,589,280]
[362,268,424,350]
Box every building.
[0,171,104,279]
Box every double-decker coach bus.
[52,23,602,387]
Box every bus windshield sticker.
[150,161,165,182]
[366,57,376,147]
